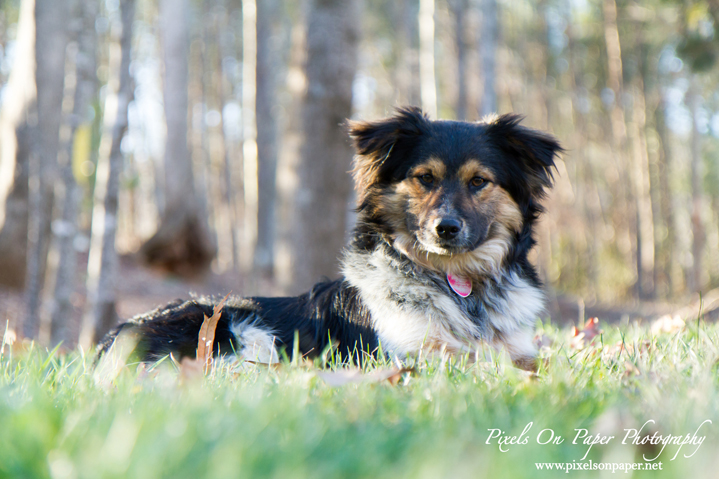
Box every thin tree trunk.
[79,0,134,347]
[419,0,436,117]
[655,94,676,295]
[254,0,280,280]
[565,10,602,302]
[139,0,216,277]
[242,0,258,280]
[392,0,420,106]
[629,70,655,298]
[451,0,468,120]
[211,0,239,272]
[602,0,636,297]
[198,0,217,268]
[25,0,69,339]
[688,78,704,293]
[0,0,35,290]
[282,0,360,294]
[478,0,497,116]
[44,0,97,347]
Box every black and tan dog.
[98,107,561,370]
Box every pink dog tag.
[447,273,472,297]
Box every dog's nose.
[436,218,462,240]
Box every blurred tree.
[24,0,70,339]
[140,0,216,277]
[687,76,704,293]
[282,0,360,293]
[242,0,258,278]
[680,2,711,293]
[418,0,436,117]
[602,0,635,295]
[0,0,35,290]
[208,0,239,273]
[80,0,134,346]
[450,0,468,120]
[392,0,420,106]
[654,92,677,296]
[43,0,98,346]
[478,0,497,116]
[254,0,281,280]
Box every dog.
[98,107,561,370]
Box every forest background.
[0,0,718,350]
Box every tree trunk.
[43,0,97,347]
[254,0,280,280]
[392,0,420,106]
[24,0,69,339]
[281,0,360,294]
[688,78,704,293]
[208,0,239,273]
[451,0,468,120]
[79,0,134,347]
[418,0,436,117]
[602,0,636,297]
[241,0,258,278]
[628,68,655,299]
[654,94,677,296]
[478,0,497,116]
[139,0,216,277]
[0,0,35,290]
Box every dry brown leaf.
[1,323,16,350]
[623,362,641,378]
[180,356,204,382]
[570,317,603,350]
[317,367,414,387]
[604,339,652,358]
[196,293,230,373]
[534,333,554,350]
[365,367,415,385]
[650,315,685,335]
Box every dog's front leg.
[496,329,539,372]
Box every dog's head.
[348,107,561,276]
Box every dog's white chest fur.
[342,247,545,358]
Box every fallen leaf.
[1,323,16,357]
[650,315,685,335]
[604,340,652,358]
[623,362,641,378]
[366,367,415,386]
[316,367,414,387]
[570,317,603,349]
[2,324,15,345]
[534,333,554,350]
[196,293,230,373]
[180,356,204,382]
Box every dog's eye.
[419,173,434,185]
[470,176,486,188]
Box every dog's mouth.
[415,236,477,256]
[392,222,515,277]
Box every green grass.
[2,319,719,479]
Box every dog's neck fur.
[341,230,544,359]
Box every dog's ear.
[347,107,428,196]
[486,114,562,198]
